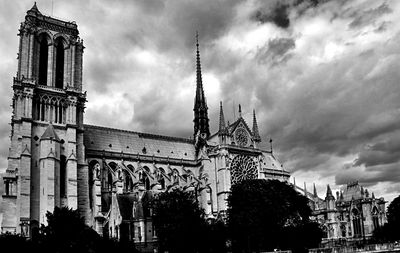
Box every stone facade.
[0,4,290,247]
[0,3,86,236]
[296,182,387,247]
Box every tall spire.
[193,31,210,139]
[325,184,335,200]
[313,183,318,198]
[252,109,261,142]
[218,101,227,135]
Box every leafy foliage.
[0,232,34,252]
[227,179,322,253]
[373,194,400,243]
[0,207,137,253]
[152,189,206,253]
[151,188,228,253]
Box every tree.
[0,232,33,252]
[151,189,207,253]
[227,179,322,253]
[37,207,101,252]
[373,194,400,243]
[37,207,138,253]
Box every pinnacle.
[252,109,261,142]
[29,2,41,14]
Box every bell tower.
[2,3,88,235]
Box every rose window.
[230,155,258,184]
[235,127,248,146]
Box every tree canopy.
[0,207,137,253]
[151,188,228,253]
[151,189,207,253]
[373,194,400,243]
[227,179,322,253]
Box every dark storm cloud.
[253,3,290,28]
[251,0,332,28]
[257,33,400,176]
[354,132,400,167]
[335,162,400,186]
[348,3,392,29]
[257,37,296,65]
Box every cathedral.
[0,4,388,250]
[0,3,290,247]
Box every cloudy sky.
[0,0,399,203]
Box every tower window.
[38,34,49,86]
[55,38,65,89]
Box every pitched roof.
[41,124,60,141]
[83,124,196,160]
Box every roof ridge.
[84,124,194,143]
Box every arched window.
[352,209,362,238]
[142,167,151,190]
[58,100,64,124]
[108,172,113,191]
[340,224,347,237]
[54,37,65,89]
[38,34,49,86]
[127,164,134,172]
[33,97,40,120]
[107,162,118,191]
[50,97,57,123]
[158,168,166,190]
[322,226,328,238]
[123,170,132,193]
[40,99,46,121]
[372,207,380,230]
[60,155,67,198]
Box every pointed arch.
[351,208,362,238]
[372,206,380,230]
[36,32,51,86]
[54,37,66,89]
[141,166,151,190]
[158,168,166,190]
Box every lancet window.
[372,207,380,230]
[54,37,65,89]
[33,95,66,124]
[352,209,362,238]
[37,33,49,86]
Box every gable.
[229,118,253,147]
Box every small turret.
[252,109,261,143]
[325,184,334,200]
[313,183,318,198]
[218,101,229,134]
[325,184,336,210]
